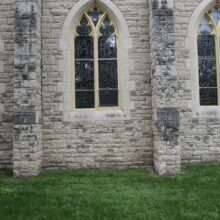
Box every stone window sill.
[195,107,220,118]
[63,109,128,121]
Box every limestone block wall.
[41,0,153,170]
[1,0,220,176]
[149,0,181,175]
[0,0,15,169]
[174,0,220,164]
[13,0,42,177]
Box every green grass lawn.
[0,164,220,220]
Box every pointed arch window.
[73,6,119,110]
[197,6,220,106]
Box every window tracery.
[73,6,119,110]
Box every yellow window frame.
[72,5,121,111]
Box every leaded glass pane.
[74,7,119,109]
[199,58,217,87]
[99,36,117,58]
[100,17,115,36]
[75,36,94,59]
[99,60,118,89]
[75,61,94,90]
[76,17,92,36]
[197,9,219,107]
[200,88,218,106]
[75,91,95,108]
[209,7,220,25]
[87,8,103,26]
[199,17,213,34]
[197,35,215,57]
[99,90,118,107]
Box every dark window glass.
[199,17,213,35]
[198,16,218,106]
[198,35,216,57]
[99,36,117,58]
[98,17,118,108]
[75,36,94,59]
[75,61,94,90]
[75,91,95,108]
[199,58,217,87]
[99,60,118,89]
[99,90,118,107]
[74,12,119,109]
[87,8,103,26]
[100,17,115,36]
[76,17,92,36]
[200,88,218,106]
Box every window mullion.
[215,34,220,105]
[94,32,99,109]
[116,36,121,108]
[73,35,76,110]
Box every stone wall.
[13,0,42,177]
[0,0,15,169]
[41,0,153,170]
[1,0,220,176]
[174,0,220,165]
[149,0,181,175]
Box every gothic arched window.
[197,6,220,106]
[73,6,119,109]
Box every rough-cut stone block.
[13,112,36,125]
[156,108,179,142]
[1,0,220,177]
[13,0,42,177]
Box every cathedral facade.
[0,0,220,177]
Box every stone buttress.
[149,0,181,175]
[13,0,42,177]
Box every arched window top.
[74,6,118,37]
[198,6,220,35]
[73,5,120,110]
[199,16,213,34]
